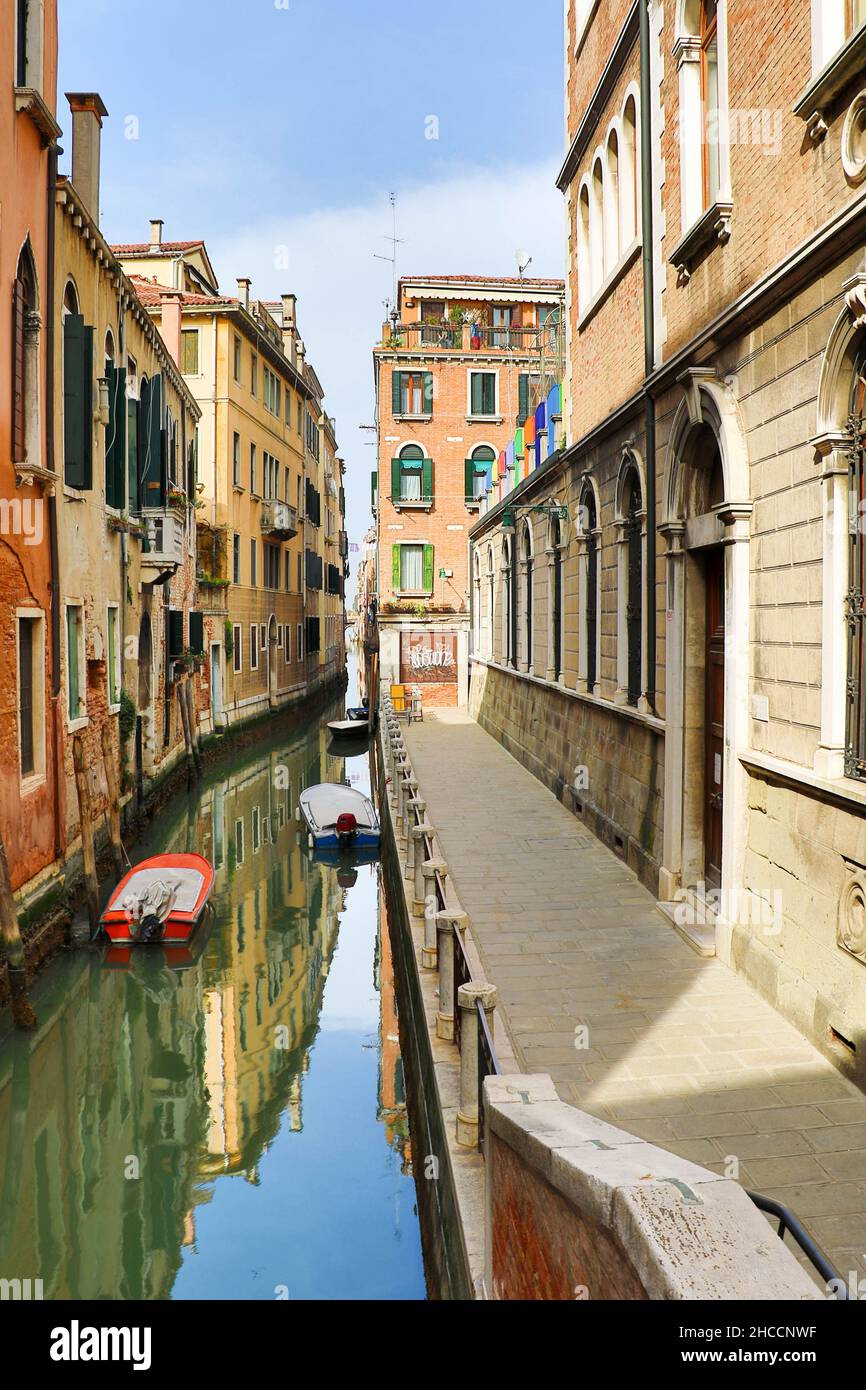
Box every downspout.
[46,139,64,859]
[639,0,657,715]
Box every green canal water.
[0,663,427,1300]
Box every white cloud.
[205,159,566,559]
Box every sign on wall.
[400,631,458,684]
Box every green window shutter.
[423,372,433,415]
[371,468,378,508]
[422,457,433,502]
[518,373,529,424]
[391,370,402,414]
[392,544,401,591]
[168,610,184,657]
[391,457,401,500]
[66,608,80,718]
[189,611,204,655]
[127,397,140,514]
[141,374,166,506]
[465,458,475,503]
[106,365,127,510]
[423,544,434,592]
[63,315,94,489]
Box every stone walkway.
[405,709,866,1289]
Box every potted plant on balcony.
[167,487,187,513]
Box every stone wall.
[485,1074,819,1301]
[469,659,664,892]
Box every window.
[469,371,497,418]
[260,624,266,651]
[181,330,199,376]
[107,605,120,708]
[700,0,720,209]
[297,623,303,660]
[486,547,495,658]
[392,445,432,505]
[285,624,292,662]
[263,452,279,499]
[265,543,281,589]
[621,96,638,246]
[252,806,261,853]
[250,442,257,494]
[104,336,126,510]
[233,432,241,487]
[847,0,866,37]
[250,625,259,670]
[264,366,282,416]
[66,604,85,723]
[616,461,644,708]
[285,551,291,591]
[502,535,514,667]
[392,370,432,417]
[251,351,258,397]
[18,613,44,780]
[126,360,140,514]
[233,533,241,584]
[63,284,93,489]
[233,624,242,673]
[473,552,482,654]
[579,484,599,694]
[277,624,283,650]
[466,445,495,503]
[233,336,242,382]
[605,129,620,275]
[491,306,513,350]
[250,538,258,587]
[520,522,533,672]
[15,0,43,91]
[393,542,432,593]
[550,518,563,682]
[847,345,866,777]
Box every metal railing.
[748,1191,849,1299]
[477,994,501,1149]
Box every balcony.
[141,510,184,579]
[261,500,299,538]
[383,321,563,361]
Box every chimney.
[297,338,306,372]
[65,93,109,224]
[160,290,183,369]
[281,294,297,366]
[237,278,252,311]
[150,219,164,248]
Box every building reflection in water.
[0,695,422,1300]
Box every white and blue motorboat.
[298,783,381,852]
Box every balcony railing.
[384,321,562,359]
[261,500,299,538]
[142,511,184,570]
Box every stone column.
[456,982,497,1148]
[659,521,686,903]
[813,433,850,779]
[436,910,467,1039]
[421,858,448,967]
[411,822,433,914]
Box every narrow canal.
[0,655,427,1300]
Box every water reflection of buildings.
[0,714,349,1298]
[376,886,412,1176]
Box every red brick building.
[373,274,564,706]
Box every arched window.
[621,95,638,246]
[520,521,533,673]
[616,462,644,708]
[466,444,495,505]
[393,443,431,505]
[486,546,495,659]
[700,0,720,208]
[502,535,514,667]
[846,343,866,778]
[12,244,38,466]
[549,517,563,682]
[63,278,93,490]
[577,183,591,314]
[847,0,866,40]
[579,484,600,694]
[605,129,620,274]
[590,159,604,294]
[472,550,482,654]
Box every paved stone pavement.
[405,709,866,1289]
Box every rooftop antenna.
[516,247,533,279]
[374,192,403,309]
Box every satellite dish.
[515,248,532,278]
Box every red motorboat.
[100,852,215,946]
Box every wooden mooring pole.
[72,733,100,938]
[0,833,37,1030]
[100,723,124,876]
[177,678,198,784]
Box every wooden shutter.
[371,468,378,508]
[63,315,94,489]
[392,544,401,591]
[189,611,204,655]
[391,457,401,500]
[422,457,433,502]
[105,365,126,509]
[465,459,475,503]
[423,372,433,414]
[423,544,434,592]
[391,370,402,414]
[518,373,530,424]
[12,278,26,462]
[127,397,140,514]
[141,373,166,506]
[168,610,184,657]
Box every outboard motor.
[136,913,166,944]
[336,812,358,851]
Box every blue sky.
[58,0,566,552]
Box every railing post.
[456,982,497,1148]
[404,793,424,844]
[410,823,433,915]
[435,912,467,1036]
[420,859,447,967]
[395,755,410,823]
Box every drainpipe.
[46,138,64,859]
[640,0,657,715]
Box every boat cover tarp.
[300,784,378,833]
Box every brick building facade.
[470,0,866,1087]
